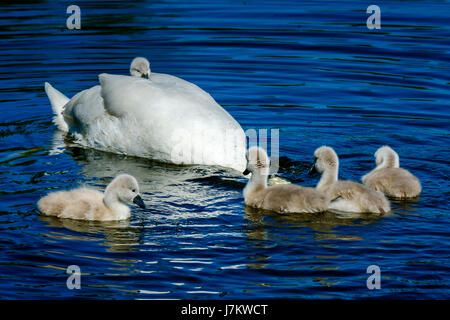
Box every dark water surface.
[0,0,449,299]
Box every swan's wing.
[329,180,389,213]
[63,85,105,133]
[362,168,421,198]
[263,185,328,213]
[150,72,220,107]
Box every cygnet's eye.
[132,189,136,193]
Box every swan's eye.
[132,189,136,193]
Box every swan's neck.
[377,153,399,169]
[243,171,267,200]
[103,190,131,219]
[317,166,338,190]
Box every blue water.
[0,0,449,299]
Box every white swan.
[129,57,150,78]
[44,57,247,172]
[362,146,422,198]
[310,146,390,214]
[37,174,146,221]
[243,146,329,214]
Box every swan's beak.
[141,72,149,79]
[133,195,146,209]
[243,169,250,175]
[308,162,318,176]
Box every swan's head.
[130,57,150,79]
[106,174,146,209]
[309,146,338,175]
[243,146,270,176]
[374,145,399,168]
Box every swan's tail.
[44,82,70,132]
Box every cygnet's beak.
[243,169,250,176]
[308,162,318,176]
[133,195,146,209]
[141,72,149,79]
